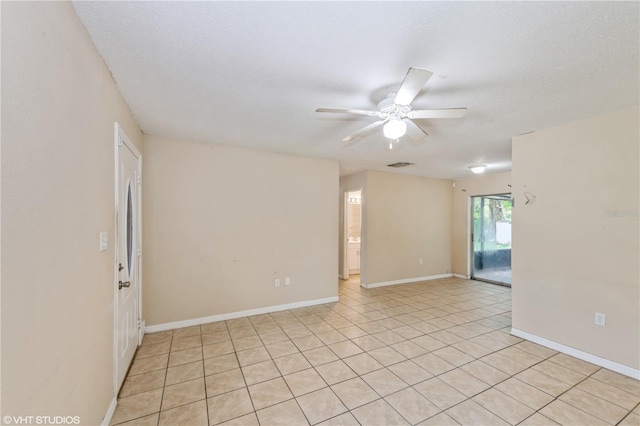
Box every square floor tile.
[576,378,639,410]
[414,377,466,410]
[266,341,300,359]
[292,335,325,351]
[384,387,440,424]
[296,387,347,425]
[165,360,203,386]
[387,360,433,386]
[540,400,608,426]
[331,377,379,410]
[204,353,239,375]
[328,340,362,358]
[460,360,509,386]
[203,341,235,359]
[315,360,358,386]
[168,347,202,367]
[445,399,509,426]
[273,352,312,375]
[438,368,490,398]
[256,399,309,426]
[205,368,246,397]
[494,378,554,410]
[161,377,205,411]
[472,388,534,424]
[237,346,271,367]
[342,352,384,375]
[120,369,166,397]
[207,387,255,424]
[111,389,163,425]
[284,368,327,397]
[361,368,407,396]
[129,354,169,376]
[412,353,456,375]
[302,346,339,366]
[367,347,407,366]
[241,359,280,386]
[559,387,629,424]
[158,399,207,426]
[248,377,294,410]
[351,399,409,426]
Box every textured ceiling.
[73,1,639,179]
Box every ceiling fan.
[316,67,467,144]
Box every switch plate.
[275,278,280,288]
[285,277,290,286]
[595,312,606,326]
[99,232,108,252]
[419,258,423,265]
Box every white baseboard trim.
[511,328,640,380]
[101,397,117,426]
[453,273,470,279]
[362,273,453,289]
[145,296,340,333]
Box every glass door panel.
[472,194,512,286]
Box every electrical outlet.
[285,277,291,286]
[595,312,606,326]
[419,258,423,265]
[275,278,280,288]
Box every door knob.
[119,280,131,289]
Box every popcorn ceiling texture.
[73,1,639,178]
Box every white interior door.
[115,125,141,392]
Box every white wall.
[512,106,639,370]
[2,2,142,423]
[142,136,339,326]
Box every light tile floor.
[112,277,640,425]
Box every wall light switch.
[275,278,281,288]
[419,258,423,265]
[99,232,108,252]
[595,312,606,327]
[285,277,290,286]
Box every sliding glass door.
[472,194,512,286]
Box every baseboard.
[145,296,340,333]
[362,273,453,289]
[511,328,640,380]
[338,274,346,280]
[453,273,470,279]
[101,397,117,426]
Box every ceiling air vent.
[387,162,415,168]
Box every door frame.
[469,192,512,286]
[113,122,143,393]
[342,187,363,280]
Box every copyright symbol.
[3,416,11,425]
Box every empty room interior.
[2,2,639,426]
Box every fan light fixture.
[469,165,487,174]
[383,116,407,139]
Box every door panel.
[116,136,140,391]
[472,194,512,286]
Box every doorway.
[345,190,362,279]
[114,123,142,392]
[471,194,512,286]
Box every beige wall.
[142,136,339,325]
[512,106,639,369]
[451,172,512,276]
[364,171,453,285]
[1,2,142,423]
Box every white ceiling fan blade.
[342,120,387,143]
[407,119,429,138]
[316,108,379,116]
[394,68,433,106]
[408,108,468,119]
